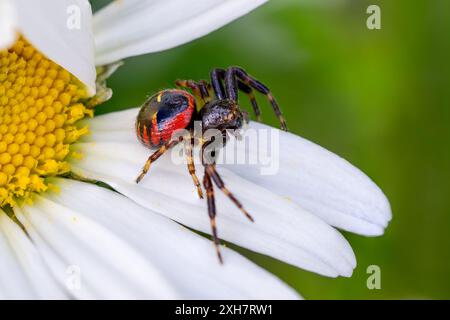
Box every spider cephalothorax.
[201,99,245,132]
[135,66,287,263]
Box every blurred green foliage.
[92,0,450,299]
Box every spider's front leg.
[202,162,254,264]
[203,167,223,264]
[205,164,254,222]
[201,139,254,263]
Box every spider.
[135,66,287,263]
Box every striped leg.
[200,142,253,263]
[225,66,288,131]
[176,79,211,103]
[238,81,261,122]
[185,130,203,199]
[205,164,254,222]
[135,137,182,183]
[203,168,223,264]
[211,68,262,122]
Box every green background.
[92,0,450,299]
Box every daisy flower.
[0,0,392,299]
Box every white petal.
[0,211,67,299]
[35,179,299,299]
[225,122,392,236]
[14,0,96,94]
[16,194,179,299]
[13,207,96,299]
[0,213,35,299]
[0,0,18,50]
[93,0,267,65]
[85,108,392,236]
[72,139,356,278]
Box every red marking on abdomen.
[151,115,161,146]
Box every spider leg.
[210,68,226,99]
[225,67,239,102]
[203,167,223,264]
[136,137,183,183]
[205,164,254,222]
[200,136,253,264]
[185,129,203,199]
[226,66,288,131]
[176,79,211,104]
[238,81,261,122]
[175,79,202,98]
[212,68,262,122]
[198,80,212,101]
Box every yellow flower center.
[0,38,92,207]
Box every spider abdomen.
[136,89,196,147]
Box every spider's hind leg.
[185,130,203,199]
[136,137,183,183]
[176,79,212,104]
